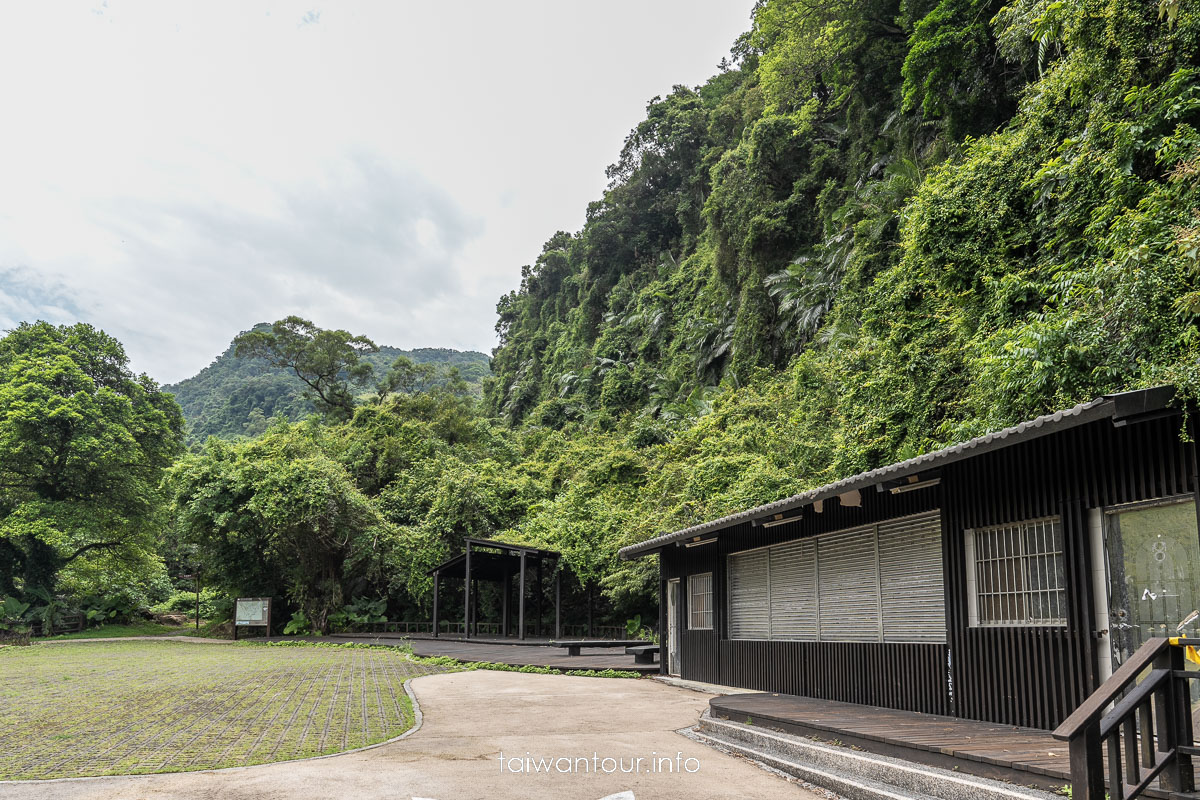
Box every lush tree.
[233,317,379,421]
[374,356,438,401]
[0,322,184,597]
[167,426,392,632]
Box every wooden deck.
[406,638,657,672]
[710,692,1078,792]
[333,632,624,648]
[291,634,659,673]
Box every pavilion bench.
[625,644,659,664]
[552,639,649,657]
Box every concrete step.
[686,726,927,800]
[690,711,1063,800]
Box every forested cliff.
[488,0,1200,472]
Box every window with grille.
[688,572,713,630]
[966,517,1066,627]
[725,511,946,643]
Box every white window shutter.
[727,549,770,639]
[878,511,946,643]
[726,512,946,644]
[817,524,881,642]
[769,538,818,640]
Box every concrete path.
[0,671,820,800]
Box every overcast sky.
[0,1,756,384]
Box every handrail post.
[1156,647,1185,792]
[1055,639,1198,800]
[1169,645,1195,791]
[1069,722,1105,800]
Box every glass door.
[1106,496,1200,669]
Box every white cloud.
[0,0,756,383]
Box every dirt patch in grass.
[0,640,451,780]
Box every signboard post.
[233,597,272,641]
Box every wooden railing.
[30,613,85,637]
[559,624,629,639]
[342,620,635,639]
[1053,637,1196,799]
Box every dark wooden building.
[620,386,1200,730]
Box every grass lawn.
[33,620,184,640]
[0,640,452,780]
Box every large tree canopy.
[166,425,393,633]
[233,316,379,421]
[0,322,184,596]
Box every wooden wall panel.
[942,415,1192,729]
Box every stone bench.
[625,644,659,665]
[552,639,649,657]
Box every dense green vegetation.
[165,321,489,444]
[0,322,183,608]
[489,0,1200,450]
[7,0,1200,636]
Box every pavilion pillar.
[518,551,526,640]
[587,581,594,638]
[471,578,479,637]
[554,566,561,640]
[432,570,440,638]
[463,541,471,639]
[502,571,510,638]
[536,558,543,637]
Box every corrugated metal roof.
[618,393,1135,560]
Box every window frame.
[965,515,1067,628]
[687,572,714,630]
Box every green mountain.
[165,325,490,443]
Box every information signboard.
[233,597,271,640]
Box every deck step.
[691,711,1062,800]
[687,725,932,800]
